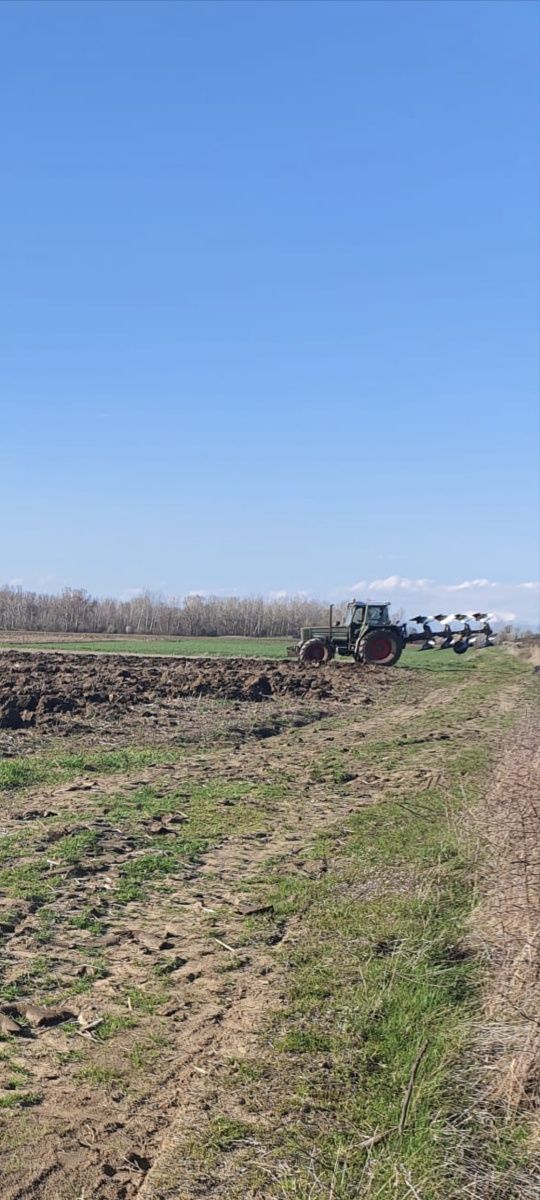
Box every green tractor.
[293,602,495,667]
[296,601,405,666]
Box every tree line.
[0,586,331,638]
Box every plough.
[292,600,496,667]
[406,612,496,655]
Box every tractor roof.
[350,599,390,606]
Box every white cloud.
[120,587,144,601]
[8,577,24,588]
[445,578,498,591]
[184,589,228,598]
[268,589,311,600]
[367,576,432,591]
[334,575,539,627]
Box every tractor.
[293,601,495,667]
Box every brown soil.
[0,652,399,719]
[0,652,397,759]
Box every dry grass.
[465,707,540,1193]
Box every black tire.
[453,640,469,655]
[357,628,403,666]
[299,638,327,665]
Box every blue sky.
[1,1,539,624]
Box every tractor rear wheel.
[299,639,327,665]
[357,629,403,666]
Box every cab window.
[367,606,387,625]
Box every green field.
[0,634,493,672]
[0,636,292,658]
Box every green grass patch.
[2,636,292,658]
[0,1091,41,1109]
[0,773,278,917]
[95,1014,136,1041]
[115,839,208,902]
[0,862,54,902]
[190,1115,256,1163]
[206,659,526,1197]
[0,745,186,793]
[68,908,105,935]
[76,1064,126,1090]
[240,819,476,1194]
[53,830,98,862]
[104,778,273,833]
[123,987,167,1014]
[396,645,525,677]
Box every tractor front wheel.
[356,629,403,666]
[299,639,328,666]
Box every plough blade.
[404,610,496,654]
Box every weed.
[77,1065,126,1089]
[0,1092,41,1109]
[190,1116,255,1162]
[123,988,165,1015]
[115,839,206,902]
[96,1014,136,1041]
[54,831,98,862]
[68,908,105,935]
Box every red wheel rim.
[367,634,393,662]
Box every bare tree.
[0,584,330,638]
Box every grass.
[0,745,186,792]
[0,1092,41,1110]
[103,778,277,831]
[111,780,277,900]
[95,1014,136,1041]
[169,656,530,1199]
[0,631,509,670]
[68,908,105,935]
[165,826,478,1193]
[76,1064,126,1090]
[190,1116,257,1162]
[115,840,207,902]
[0,774,276,914]
[0,635,292,658]
[0,863,54,902]
[53,830,99,862]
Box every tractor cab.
[345,601,390,632]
